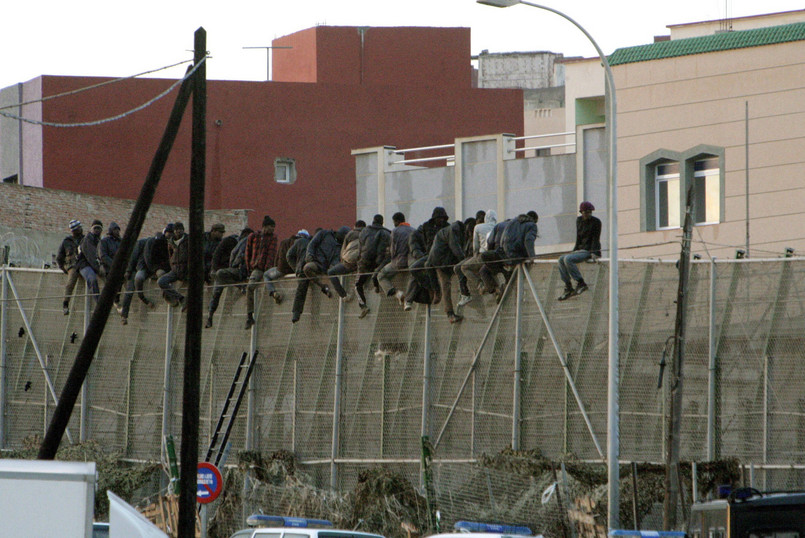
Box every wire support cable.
[0,57,207,127]
[0,58,195,111]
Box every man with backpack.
[205,227,254,328]
[327,220,365,301]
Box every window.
[693,157,720,225]
[640,146,724,232]
[656,161,680,229]
[274,158,296,184]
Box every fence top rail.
[512,131,575,141]
[394,143,456,154]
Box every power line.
[0,57,206,128]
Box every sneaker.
[204,316,213,329]
[271,291,283,305]
[373,284,382,294]
[291,314,300,324]
[558,288,574,301]
[494,288,504,304]
[448,312,464,324]
[115,303,123,315]
[395,290,406,307]
[457,294,473,308]
[63,304,70,316]
[343,291,355,303]
[322,286,333,299]
[574,283,589,296]
[403,301,413,312]
[386,287,397,298]
[121,317,128,326]
[244,314,255,330]
[144,299,156,310]
[358,303,370,319]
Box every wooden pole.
[178,26,207,538]
[38,64,195,460]
[663,186,694,529]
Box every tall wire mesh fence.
[2,258,805,533]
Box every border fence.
[2,258,805,528]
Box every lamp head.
[476,0,520,6]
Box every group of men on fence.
[56,201,601,329]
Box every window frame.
[274,157,297,184]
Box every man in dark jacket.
[202,223,226,283]
[404,207,449,309]
[97,221,123,307]
[377,212,414,302]
[158,221,188,307]
[303,226,349,298]
[328,220,365,300]
[260,229,301,295]
[205,227,254,328]
[354,215,390,318]
[77,219,104,305]
[426,220,466,323]
[119,235,152,324]
[501,211,539,264]
[287,229,312,323]
[56,219,84,315]
[558,201,602,300]
[97,222,121,279]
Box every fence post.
[161,306,174,465]
[421,304,432,487]
[0,267,6,448]
[512,265,523,450]
[330,294,345,490]
[707,258,717,461]
[246,319,257,451]
[763,355,769,490]
[80,282,91,442]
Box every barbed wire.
[0,58,194,112]
[0,57,206,128]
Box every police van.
[689,488,805,538]
[426,520,538,538]
[229,515,385,538]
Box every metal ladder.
[205,350,259,467]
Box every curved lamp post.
[476,0,620,530]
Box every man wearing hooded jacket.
[354,214,390,318]
[426,219,466,323]
[403,207,449,309]
[77,219,104,305]
[57,219,84,315]
[455,209,497,307]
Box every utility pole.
[178,27,207,538]
[663,186,694,529]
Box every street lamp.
[477,0,620,530]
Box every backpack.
[229,236,249,269]
[340,238,361,265]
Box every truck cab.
[689,488,805,538]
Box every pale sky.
[2,0,804,89]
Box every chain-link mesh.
[3,257,805,530]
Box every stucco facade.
[0,26,523,239]
[614,27,805,260]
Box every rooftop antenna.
[719,0,733,33]
[243,45,293,81]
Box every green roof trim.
[608,22,805,65]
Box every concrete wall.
[354,128,607,256]
[0,84,21,183]
[477,51,564,89]
[0,182,248,267]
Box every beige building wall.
[614,39,805,259]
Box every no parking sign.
[196,462,223,504]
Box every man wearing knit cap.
[557,201,601,300]
[243,215,281,330]
[56,219,84,315]
[77,219,104,305]
[158,221,188,307]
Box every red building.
[4,26,523,236]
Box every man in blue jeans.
[558,201,602,301]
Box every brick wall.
[0,182,248,267]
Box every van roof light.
[246,515,334,528]
[454,521,533,535]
